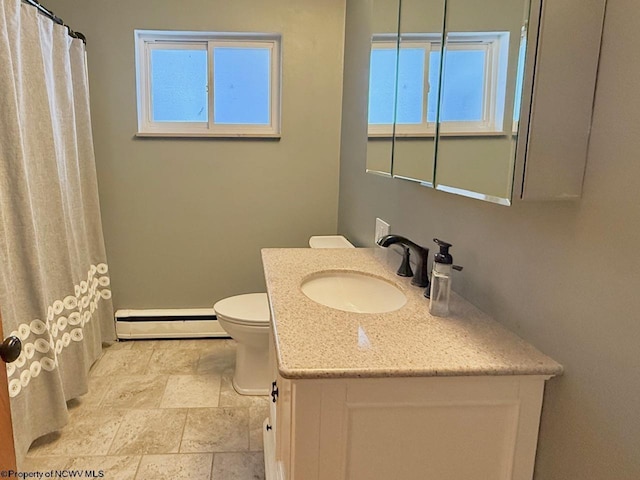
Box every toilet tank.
[309,235,355,249]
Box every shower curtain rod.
[22,0,86,43]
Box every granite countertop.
[261,248,563,380]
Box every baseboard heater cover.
[115,308,229,339]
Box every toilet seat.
[214,293,270,327]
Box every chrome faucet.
[377,235,430,288]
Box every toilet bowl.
[215,235,355,396]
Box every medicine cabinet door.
[433,0,531,205]
[365,0,401,177]
[390,0,445,186]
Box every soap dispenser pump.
[429,239,454,317]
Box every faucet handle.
[396,246,414,277]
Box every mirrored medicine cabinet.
[362,0,605,205]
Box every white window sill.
[368,131,515,139]
[135,132,282,139]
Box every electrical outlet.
[375,218,390,244]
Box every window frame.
[134,30,281,137]
[368,32,509,137]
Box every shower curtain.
[0,0,115,462]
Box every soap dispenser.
[429,239,454,317]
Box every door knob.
[0,336,22,363]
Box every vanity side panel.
[317,383,348,480]
[511,377,547,480]
[290,381,323,480]
[520,0,606,200]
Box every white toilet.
[214,293,271,395]
[214,235,354,395]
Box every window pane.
[427,51,441,123]
[396,48,425,124]
[151,49,208,122]
[513,38,527,122]
[368,48,398,125]
[214,47,271,125]
[440,49,486,122]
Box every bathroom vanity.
[261,248,562,480]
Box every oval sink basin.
[300,271,406,313]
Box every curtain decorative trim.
[5,263,112,398]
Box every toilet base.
[232,342,270,396]
[232,377,270,396]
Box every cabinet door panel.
[346,403,519,480]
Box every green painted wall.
[55,0,346,308]
[339,1,640,478]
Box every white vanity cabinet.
[265,358,550,479]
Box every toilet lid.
[213,293,270,326]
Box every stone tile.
[181,408,249,453]
[179,338,234,350]
[218,369,269,408]
[65,376,113,418]
[28,409,125,457]
[108,409,187,455]
[148,339,183,350]
[249,403,270,451]
[91,350,153,377]
[197,348,236,375]
[211,452,265,480]
[20,456,70,472]
[65,455,141,480]
[160,375,221,408]
[85,376,113,406]
[130,340,159,350]
[135,454,213,480]
[102,340,133,351]
[131,339,232,350]
[101,375,168,409]
[145,349,201,375]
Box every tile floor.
[22,338,268,479]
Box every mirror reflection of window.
[437,48,487,122]
[368,35,439,136]
[368,42,398,127]
[368,32,513,136]
[513,30,527,127]
[439,32,510,134]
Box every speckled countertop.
[261,248,562,380]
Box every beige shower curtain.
[0,0,115,462]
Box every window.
[368,32,510,136]
[135,30,281,137]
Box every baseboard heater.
[115,308,229,339]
